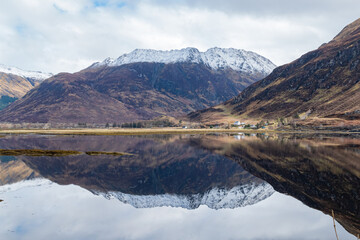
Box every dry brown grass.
[0,127,359,136]
[0,127,270,136]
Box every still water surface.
[0,133,359,239]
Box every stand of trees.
[120,118,175,128]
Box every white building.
[234,121,245,126]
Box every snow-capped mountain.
[91,47,276,75]
[0,64,52,81]
[0,178,274,210]
[1,48,272,123]
[94,182,275,210]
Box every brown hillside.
[0,72,37,99]
[190,18,360,122]
[0,62,266,123]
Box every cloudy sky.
[0,0,359,74]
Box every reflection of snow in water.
[94,182,275,209]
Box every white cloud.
[0,0,359,73]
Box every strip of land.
[0,149,82,156]
[0,128,269,136]
[0,127,359,136]
[0,149,130,157]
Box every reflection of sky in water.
[0,179,355,240]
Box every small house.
[234,121,241,126]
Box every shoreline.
[0,128,359,136]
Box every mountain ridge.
[95,183,274,209]
[91,47,276,76]
[0,48,275,123]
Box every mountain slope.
[190,18,360,122]
[0,48,275,123]
[0,72,37,98]
[0,65,52,110]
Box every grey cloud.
[0,0,359,73]
[149,0,360,17]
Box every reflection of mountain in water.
[0,134,274,209]
[95,182,273,209]
[0,156,40,185]
[191,134,360,237]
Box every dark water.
[0,133,359,239]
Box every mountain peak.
[95,183,274,210]
[0,64,52,81]
[91,47,276,75]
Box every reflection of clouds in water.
[0,180,354,240]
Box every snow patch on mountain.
[91,47,276,75]
[94,182,275,210]
[0,64,52,81]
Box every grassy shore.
[0,127,359,136]
[0,127,268,136]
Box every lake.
[0,133,359,239]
